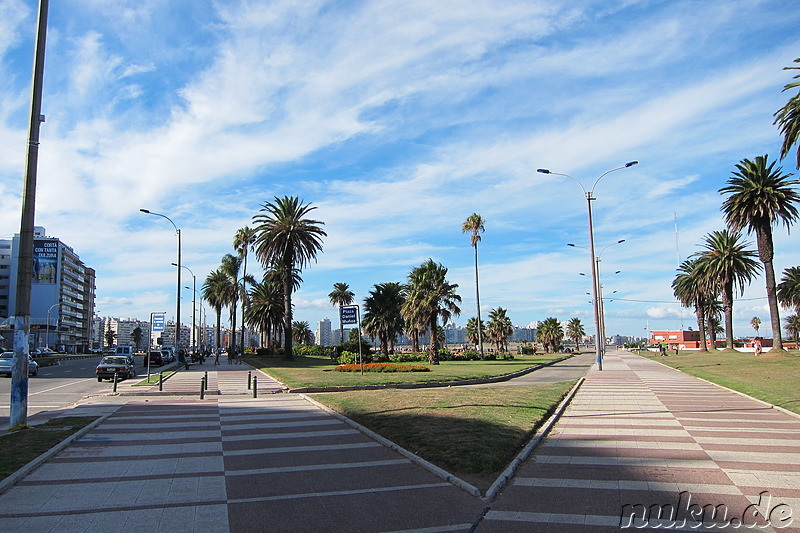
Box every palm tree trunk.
[696,304,708,352]
[428,318,439,365]
[283,262,293,359]
[474,244,483,355]
[757,227,784,350]
[240,254,247,355]
[215,308,221,350]
[723,282,734,349]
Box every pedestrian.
[660,341,667,356]
[754,337,762,357]
[214,347,221,365]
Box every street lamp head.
[617,239,626,244]
[140,208,150,214]
[625,161,638,168]
[567,243,576,247]
[536,168,550,174]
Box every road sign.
[340,306,358,325]
[152,312,166,332]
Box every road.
[0,355,112,429]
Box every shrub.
[293,345,331,357]
[389,352,428,363]
[335,362,430,372]
[336,350,373,365]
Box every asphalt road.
[0,355,113,429]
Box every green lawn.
[244,353,566,389]
[311,381,576,490]
[637,349,800,415]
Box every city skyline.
[1,1,799,338]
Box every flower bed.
[334,362,430,373]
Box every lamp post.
[187,286,206,351]
[45,302,60,349]
[141,209,183,364]
[540,161,638,370]
[173,263,196,355]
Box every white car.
[0,351,39,377]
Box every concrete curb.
[0,408,119,495]
[301,394,483,498]
[484,376,586,502]
[288,355,573,393]
[630,352,800,421]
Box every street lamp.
[141,208,183,364]
[540,161,638,370]
[173,263,196,355]
[573,239,626,350]
[45,302,61,349]
[187,285,206,351]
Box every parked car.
[115,346,135,365]
[160,348,175,364]
[103,346,116,355]
[145,350,164,367]
[95,356,136,381]
[0,351,39,377]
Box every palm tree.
[537,317,563,353]
[785,314,800,347]
[693,230,761,349]
[672,258,710,352]
[362,282,405,357]
[465,317,484,349]
[291,321,314,345]
[245,278,284,351]
[777,266,800,313]
[750,317,761,337]
[234,226,257,353]
[462,213,486,355]
[252,196,326,359]
[132,326,143,353]
[486,307,513,353]
[774,57,800,169]
[219,253,243,354]
[202,269,228,351]
[329,282,355,346]
[720,155,800,350]
[566,317,585,351]
[104,324,116,349]
[402,259,461,364]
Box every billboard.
[33,239,58,284]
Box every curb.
[484,376,586,502]
[0,408,120,495]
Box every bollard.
[112,372,118,393]
[253,375,258,398]
[200,376,206,399]
[159,372,163,391]
[248,371,252,390]
[204,371,208,390]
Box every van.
[115,346,134,365]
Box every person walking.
[754,337,762,357]
[214,347,221,365]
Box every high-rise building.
[316,318,332,346]
[2,227,96,353]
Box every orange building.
[650,330,704,350]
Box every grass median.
[311,381,576,490]
[0,417,98,481]
[637,349,800,415]
[244,353,566,389]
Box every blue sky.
[1,0,799,339]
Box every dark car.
[145,350,164,367]
[96,356,136,382]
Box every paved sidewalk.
[476,350,800,532]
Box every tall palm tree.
[774,57,800,169]
[465,317,484,350]
[566,317,585,351]
[202,269,228,351]
[362,282,405,356]
[693,230,761,349]
[672,258,710,352]
[750,317,761,336]
[291,321,314,345]
[132,326,143,353]
[785,314,800,347]
[777,266,800,313]
[486,307,513,353]
[329,282,355,346]
[537,317,563,353]
[252,196,326,359]
[720,155,800,350]
[245,278,284,351]
[234,226,257,353]
[462,213,485,355]
[219,253,243,354]
[402,259,461,364]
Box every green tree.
[291,321,314,345]
[777,266,800,313]
[462,213,486,355]
[486,307,513,353]
[537,317,563,353]
[245,277,284,351]
[565,317,585,351]
[785,314,800,346]
[774,57,800,169]
[219,253,243,353]
[234,226,257,353]
[720,155,800,350]
[672,258,711,352]
[132,326,143,353]
[362,282,405,356]
[252,196,326,359]
[465,317,484,348]
[202,269,229,351]
[693,230,761,349]
[750,317,761,336]
[104,324,116,349]
[402,259,461,364]
[329,282,355,346]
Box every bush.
[388,352,428,363]
[335,362,430,372]
[336,350,373,365]
[293,345,331,357]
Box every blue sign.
[152,313,166,332]
[340,306,358,325]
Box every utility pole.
[10,0,49,429]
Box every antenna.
[675,212,684,330]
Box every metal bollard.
[159,372,163,391]
[248,371,252,390]
[253,375,258,398]
[113,373,118,393]
[204,371,208,390]
[200,376,206,399]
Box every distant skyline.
[1,1,799,338]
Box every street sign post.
[340,305,363,375]
[149,312,166,380]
